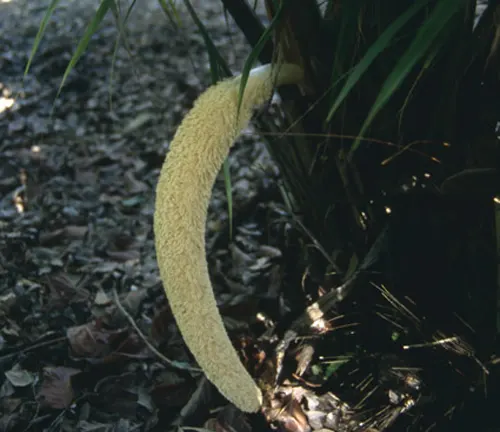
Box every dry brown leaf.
[45,272,89,305]
[66,322,126,358]
[67,321,147,363]
[37,366,81,409]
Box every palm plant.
[215,1,500,429]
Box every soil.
[0,1,291,430]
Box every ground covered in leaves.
[0,1,295,430]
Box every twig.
[112,288,201,373]
[0,334,66,363]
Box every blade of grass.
[54,0,114,103]
[157,0,182,28]
[325,0,432,123]
[24,0,62,77]
[236,0,285,115]
[397,27,450,133]
[106,0,126,112]
[329,0,364,84]
[107,0,137,111]
[182,0,231,82]
[220,0,273,63]
[350,0,468,159]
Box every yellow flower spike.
[154,63,303,412]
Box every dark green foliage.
[221,0,499,429]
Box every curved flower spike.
[154,63,303,412]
